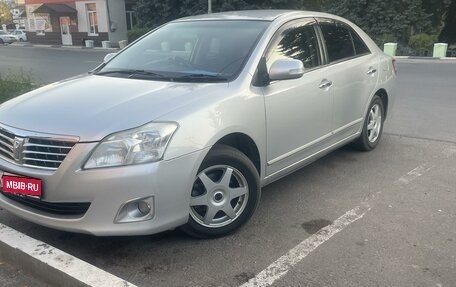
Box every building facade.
[24,0,132,47]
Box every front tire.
[182,145,260,238]
[354,95,385,151]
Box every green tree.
[134,0,180,28]
[439,0,456,43]
[321,0,433,45]
[134,0,308,28]
[179,0,207,17]
[422,0,452,33]
[0,2,12,24]
[303,0,324,10]
[133,0,443,47]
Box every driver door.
[263,19,332,177]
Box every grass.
[0,70,39,104]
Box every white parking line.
[0,223,137,287]
[396,164,435,185]
[241,156,444,287]
[240,206,368,287]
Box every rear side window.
[268,24,321,69]
[320,23,355,63]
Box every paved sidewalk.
[8,41,120,52]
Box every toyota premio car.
[0,31,17,44]
[10,30,27,42]
[0,10,395,238]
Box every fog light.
[138,201,151,215]
[115,196,154,223]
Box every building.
[24,0,134,47]
[11,0,27,29]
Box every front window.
[96,20,269,82]
[267,23,321,70]
[86,3,98,36]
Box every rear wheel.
[182,145,260,238]
[354,95,385,151]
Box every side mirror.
[268,59,304,81]
[103,53,117,63]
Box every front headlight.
[84,122,178,169]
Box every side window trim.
[314,23,329,65]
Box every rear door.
[317,19,379,138]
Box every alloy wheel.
[367,103,382,143]
[190,165,249,228]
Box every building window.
[27,5,51,36]
[86,3,98,36]
[126,10,137,30]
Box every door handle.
[367,67,377,75]
[319,79,333,89]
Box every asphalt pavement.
[0,259,48,287]
[0,46,455,287]
[0,44,110,83]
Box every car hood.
[0,75,227,142]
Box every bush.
[127,27,151,43]
[0,70,38,103]
[408,33,438,51]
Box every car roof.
[175,10,334,22]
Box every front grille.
[0,126,77,170]
[0,128,15,161]
[1,191,90,216]
[23,138,75,169]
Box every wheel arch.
[212,133,261,176]
[375,88,389,118]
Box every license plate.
[1,175,42,198]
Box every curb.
[0,223,137,287]
[394,56,456,61]
[0,238,81,287]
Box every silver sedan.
[0,31,17,44]
[0,10,395,238]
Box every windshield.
[96,20,269,82]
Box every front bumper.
[0,142,209,236]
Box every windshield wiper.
[174,73,228,82]
[95,69,164,78]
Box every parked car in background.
[0,10,396,238]
[10,30,27,42]
[0,31,17,44]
